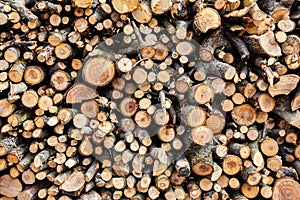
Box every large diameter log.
[112,0,139,14]
[151,0,172,15]
[268,74,299,97]
[132,3,152,24]
[231,104,257,126]
[194,8,221,33]
[244,31,282,57]
[82,56,115,87]
[0,175,22,198]
[60,171,85,196]
[272,178,300,200]
[72,0,93,8]
[65,84,98,104]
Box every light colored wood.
[194,8,221,33]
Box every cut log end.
[83,56,115,87]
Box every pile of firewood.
[0,0,300,199]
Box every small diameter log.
[83,56,115,87]
[50,70,71,91]
[79,137,93,156]
[224,31,250,60]
[134,111,151,128]
[258,93,275,112]
[55,43,72,60]
[196,60,237,80]
[241,183,259,199]
[192,83,214,105]
[187,181,201,199]
[222,155,243,176]
[272,178,300,200]
[8,110,30,127]
[205,112,226,134]
[34,149,53,168]
[188,145,214,176]
[8,62,25,83]
[228,143,251,159]
[244,31,282,57]
[120,97,138,117]
[0,175,22,198]
[24,66,45,85]
[155,175,170,191]
[4,47,20,63]
[194,8,221,33]
[260,137,279,157]
[0,99,15,117]
[241,165,262,186]
[176,41,195,56]
[85,160,99,182]
[66,84,98,104]
[199,178,213,192]
[22,169,36,185]
[17,183,46,200]
[175,158,190,177]
[17,153,34,172]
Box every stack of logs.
[0,0,300,199]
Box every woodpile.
[0,0,299,199]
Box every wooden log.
[17,182,46,200]
[66,84,98,104]
[281,35,300,55]
[132,3,152,24]
[272,178,300,200]
[187,181,201,199]
[151,0,172,15]
[0,99,15,117]
[258,0,292,22]
[229,142,251,159]
[244,31,282,57]
[82,56,115,87]
[24,66,44,85]
[60,171,85,196]
[222,155,243,176]
[188,145,214,176]
[194,8,221,33]
[241,183,259,199]
[231,104,257,126]
[50,70,71,91]
[241,164,261,186]
[8,62,24,83]
[0,175,22,198]
[273,97,300,129]
[112,0,139,14]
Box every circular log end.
[83,56,115,87]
